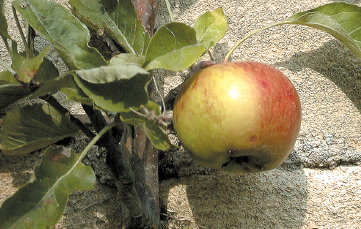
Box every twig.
[105,124,157,228]
[12,6,31,58]
[0,59,17,76]
[81,104,108,134]
[103,34,121,55]
[164,0,174,22]
[152,76,166,114]
[40,94,96,139]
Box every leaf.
[27,73,93,105]
[109,53,145,66]
[10,41,26,76]
[119,101,176,151]
[61,87,94,106]
[144,22,206,71]
[34,55,59,83]
[0,103,81,155]
[194,8,227,49]
[0,0,10,39]
[283,2,361,60]
[69,0,149,55]
[107,0,150,55]
[29,73,71,97]
[15,46,50,83]
[76,64,149,84]
[0,145,96,228]
[0,71,18,85]
[13,0,107,70]
[0,84,32,109]
[73,73,150,112]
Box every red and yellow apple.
[173,61,301,173]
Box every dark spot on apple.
[278,97,282,102]
[204,88,208,96]
[235,156,250,163]
[222,155,265,172]
[250,136,256,143]
[222,156,250,168]
[261,81,268,88]
[192,76,201,89]
[180,101,184,110]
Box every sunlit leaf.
[0,71,18,85]
[282,2,361,59]
[0,103,81,155]
[73,73,150,112]
[76,63,148,84]
[109,53,145,66]
[0,84,32,109]
[13,0,107,70]
[144,22,205,71]
[120,101,176,151]
[0,145,95,228]
[15,46,50,83]
[61,87,94,106]
[0,0,10,39]
[106,0,150,55]
[10,41,26,75]
[69,0,149,55]
[194,8,227,49]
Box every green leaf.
[194,8,227,49]
[29,73,71,97]
[0,103,81,155]
[119,101,176,151]
[76,64,149,84]
[10,40,26,75]
[283,2,361,60]
[16,46,50,83]
[0,84,32,109]
[69,0,149,55]
[13,0,107,70]
[0,71,18,84]
[27,73,93,105]
[144,22,206,71]
[73,73,150,112]
[61,87,94,106]
[34,55,59,83]
[109,53,145,66]
[0,0,10,39]
[0,145,95,228]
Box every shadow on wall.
[160,167,308,228]
[275,39,361,113]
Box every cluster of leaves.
[0,0,227,155]
[0,0,360,227]
[0,0,227,227]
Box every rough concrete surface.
[1,0,361,228]
[158,0,361,227]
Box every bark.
[81,1,161,227]
[132,0,160,35]
[105,1,161,228]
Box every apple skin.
[173,61,301,173]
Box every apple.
[173,61,301,173]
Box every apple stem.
[222,21,287,64]
[207,49,215,61]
